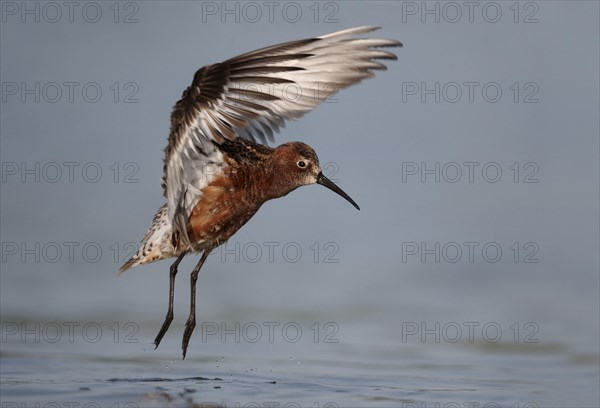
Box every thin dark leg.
[153,252,186,349]
[182,248,212,359]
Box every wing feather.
[163,26,402,240]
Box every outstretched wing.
[163,26,402,243]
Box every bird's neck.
[249,159,298,204]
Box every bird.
[120,26,402,358]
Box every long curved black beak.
[316,172,360,211]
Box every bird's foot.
[153,312,173,349]
[181,316,196,359]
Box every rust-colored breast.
[187,166,261,248]
[186,138,277,249]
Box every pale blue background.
[1,1,598,406]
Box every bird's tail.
[119,204,177,273]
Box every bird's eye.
[297,160,307,168]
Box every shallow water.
[2,294,598,407]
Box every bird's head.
[271,142,360,210]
